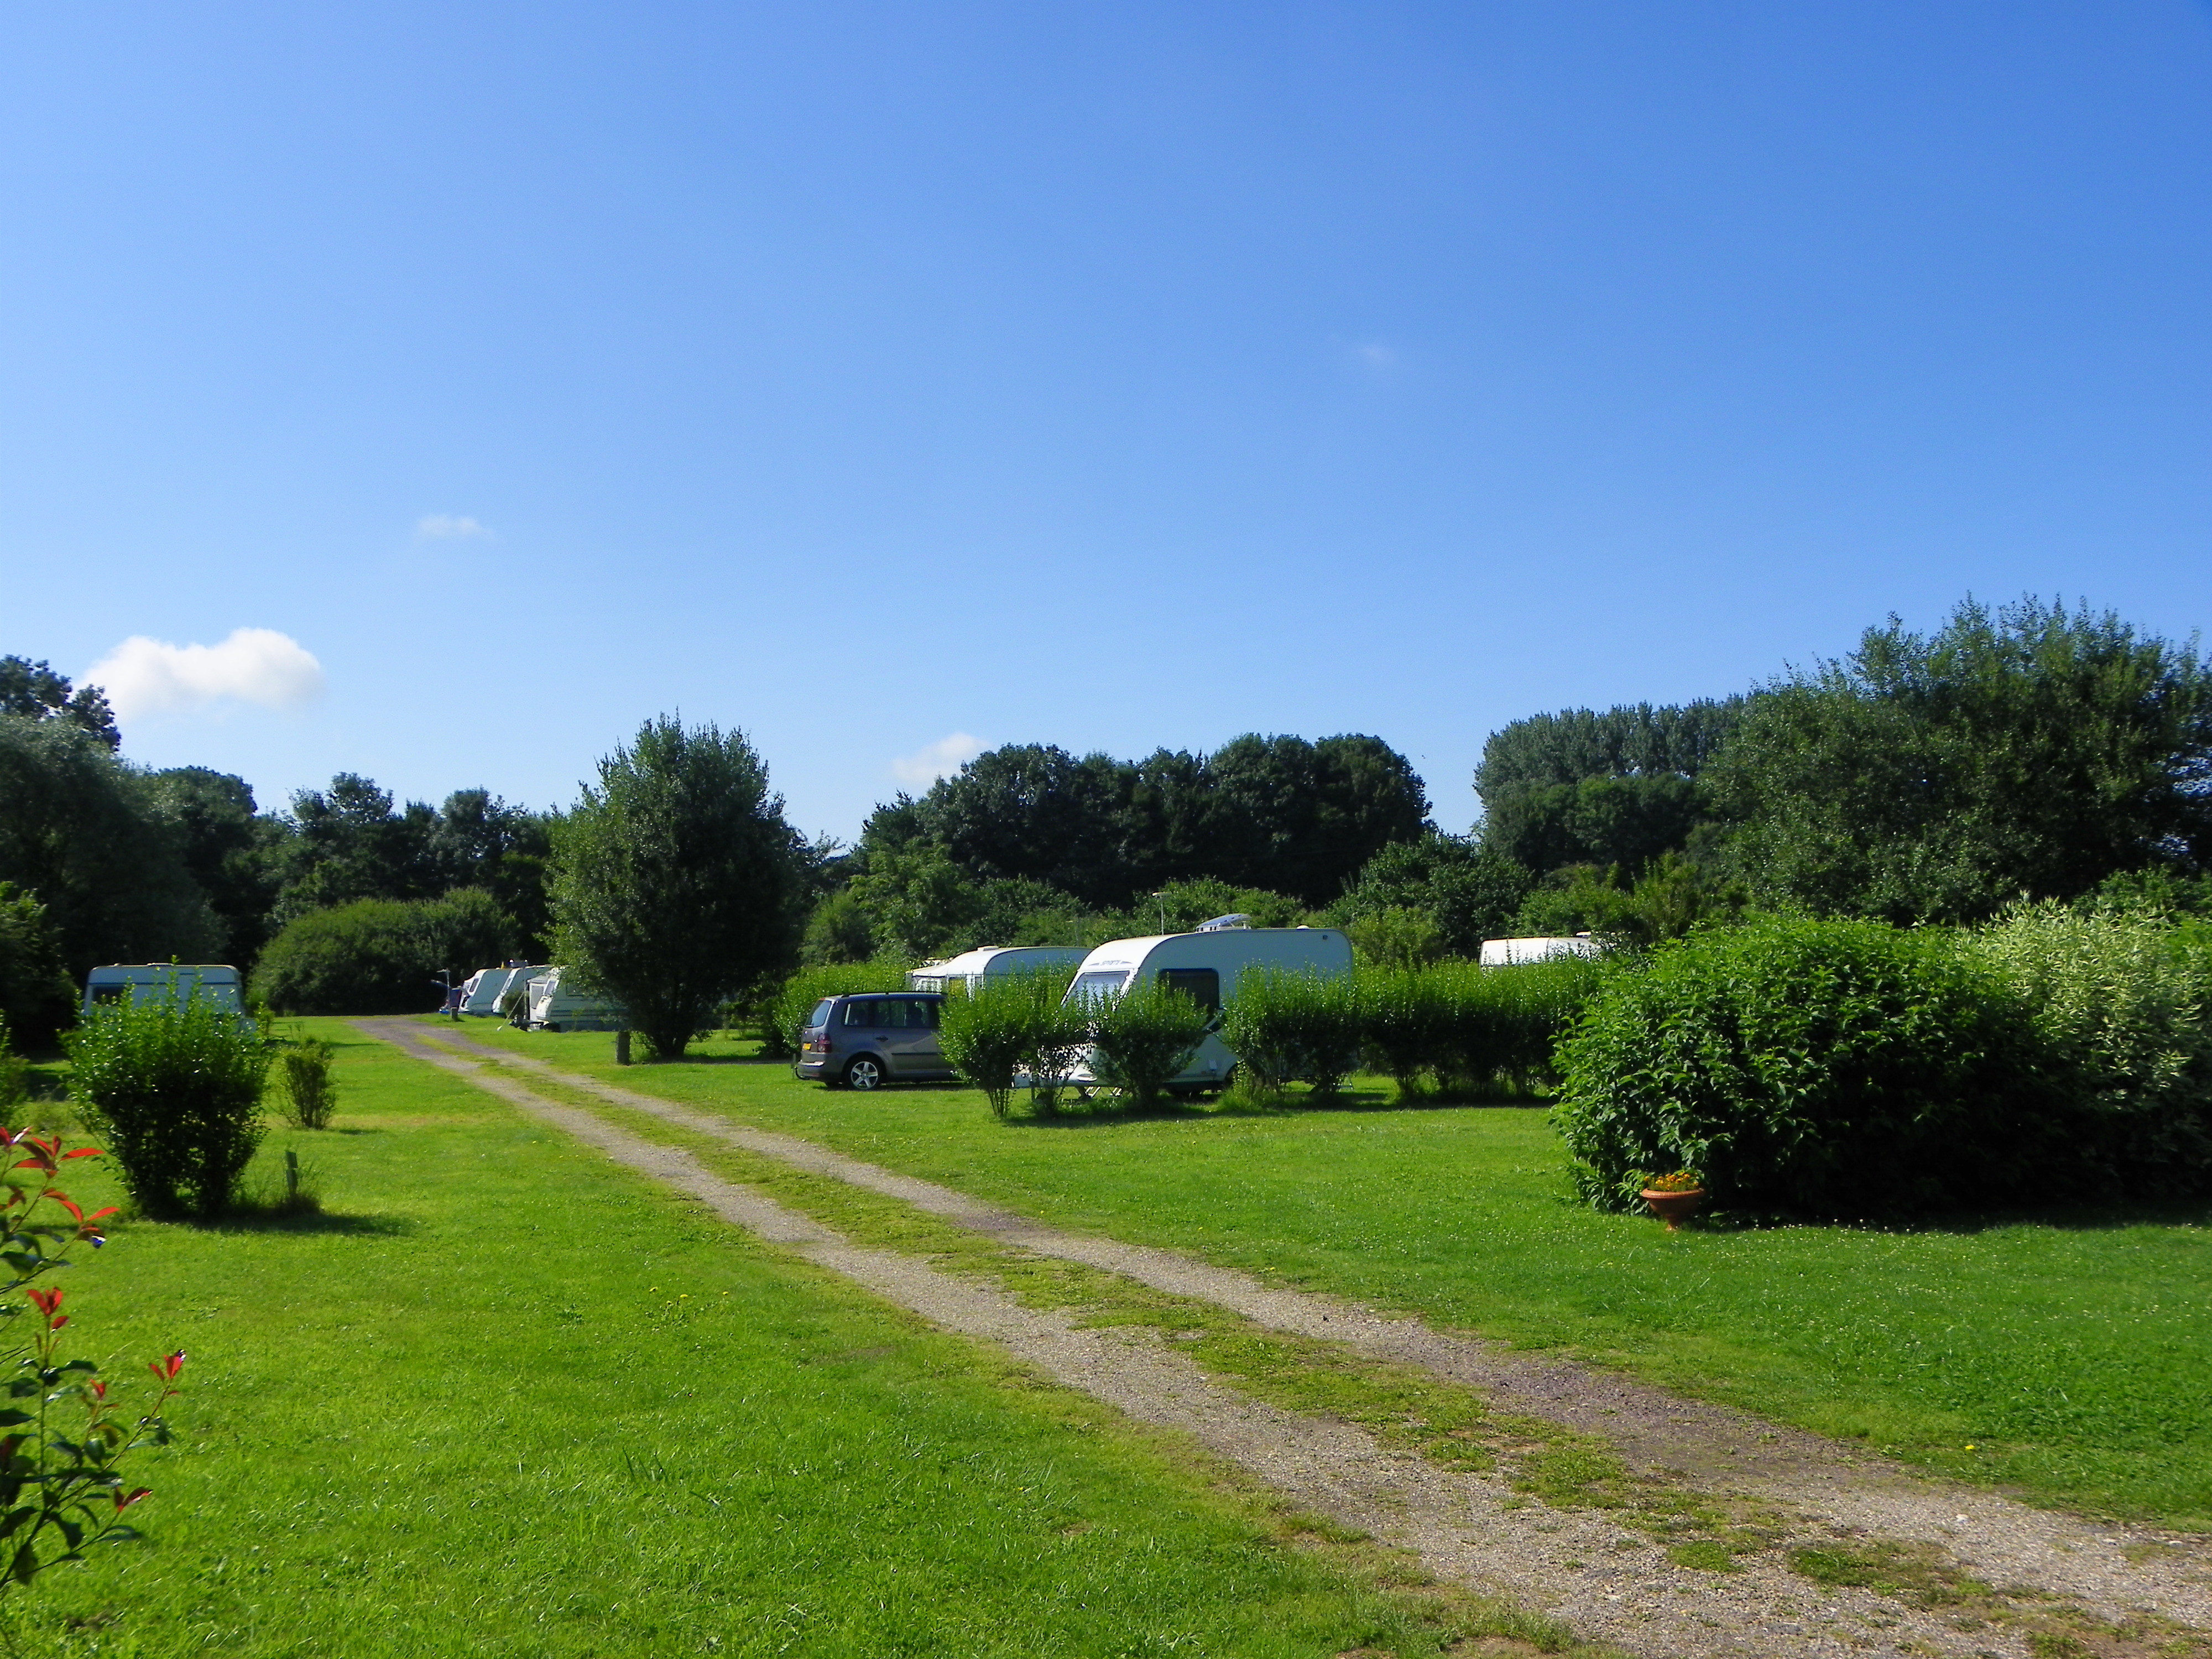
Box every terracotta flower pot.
[1640,1187,1705,1232]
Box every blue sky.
[5,2,2209,845]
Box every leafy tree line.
[0,654,565,1037]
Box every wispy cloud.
[890,732,987,787]
[88,628,325,722]
[1347,340,1397,371]
[416,513,492,540]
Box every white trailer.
[462,966,539,1018]
[524,967,628,1032]
[82,963,244,1020]
[1062,920,1353,1093]
[907,945,1089,994]
[1478,936,1606,967]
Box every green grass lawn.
[4,1021,1555,1657]
[458,1021,2212,1530]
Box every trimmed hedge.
[939,972,1086,1118]
[1220,970,1360,1096]
[253,890,512,1015]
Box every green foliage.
[550,717,806,1060]
[1219,971,1360,1096]
[1333,834,1531,958]
[1973,903,2212,1191]
[0,714,222,977]
[1348,958,1614,1099]
[938,974,1085,1118]
[0,882,75,1050]
[1711,597,2212,923]
[768,960,911,1059]
[1357,967,1454,1097]
[1086,977,1212,1108]
[65,990,271,1218]
[0,656,118,749]
[1551,916,2042,1216]
[872,733,1428,912]
[0,1128,181,1604]
[279,1037,340,1130]
[1486,773,1709,878]
[1433,955,1614,1093]
[1346,904,1443,969]
[1512,852,1745,945]
[252,889,512,1015]
[0,1016,27,1113]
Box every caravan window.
[1157,968,1220,1014]
[1069,970,1129,1006]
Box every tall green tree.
[1334,834,1532,956]
[144,768,288,967]
[0,716,220,975]
[274,774,441,921]
[0,657,119,750]
[549,717,806,1057]
[1474,700,1742,880]
[1710,597,2212,922]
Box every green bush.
[1086,978,1211,1109]
[252,889,512,1015]
[939,973,1084,1118]
[279,1036,340,1130]
[1973,902,2212,1194]
[1551,916,2039,1215]
[1220,971,1360,1097]
[769,959,911,1059]
[0,1014,27,1113]
[0,882,74,1051]
[1358,967,1454,1097]
[1434,953,1614,1094]
[65,990,270,1218]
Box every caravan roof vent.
[1196,914,1251,932]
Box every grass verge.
[7,1019,1604,1658]
[454,1020,2212,1530]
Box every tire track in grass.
[371,1020,2211,1659]
[415,1024,2212,1635]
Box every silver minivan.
[793,993,953,1090]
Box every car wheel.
[844,1056,886,1091]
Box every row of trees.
[6,592,2210,1056]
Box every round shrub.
[66,989,269,1218]
[1552,916,2041,1215]
[1088,978,1211,1109]
[940,973,1085,1118]
[253,890,512,1015]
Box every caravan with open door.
[1061,919,1353,1094]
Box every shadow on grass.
[1003,1084,1556,1128]
[192,1209,421,1238]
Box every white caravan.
[523,968,628,1032]
[1062,920,1353,1093]
[907,946,1089,994]
[462,967,538,1018]
[82,963,244,1020]
[1478,936,1606,968]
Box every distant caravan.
[523,967,628,1032]
[82,963,244,1020]
[462,965,541,1018]
[907,946,1089,994]
[1061,919,1354,1095]
[1477,936,1606,968]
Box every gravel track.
[362,1020,2212,1656]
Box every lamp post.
[1151,891,1167,935]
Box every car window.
[913,998,941,1029]
[842,1000,878,1028]
[807,998,835,1031]
[881,998,911,1029]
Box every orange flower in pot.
[1639,1170,1705,1231]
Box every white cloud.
[1350,341,1396,370]
[415,513,492,540]
[890,732,987,787]
[88,628,326,722]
